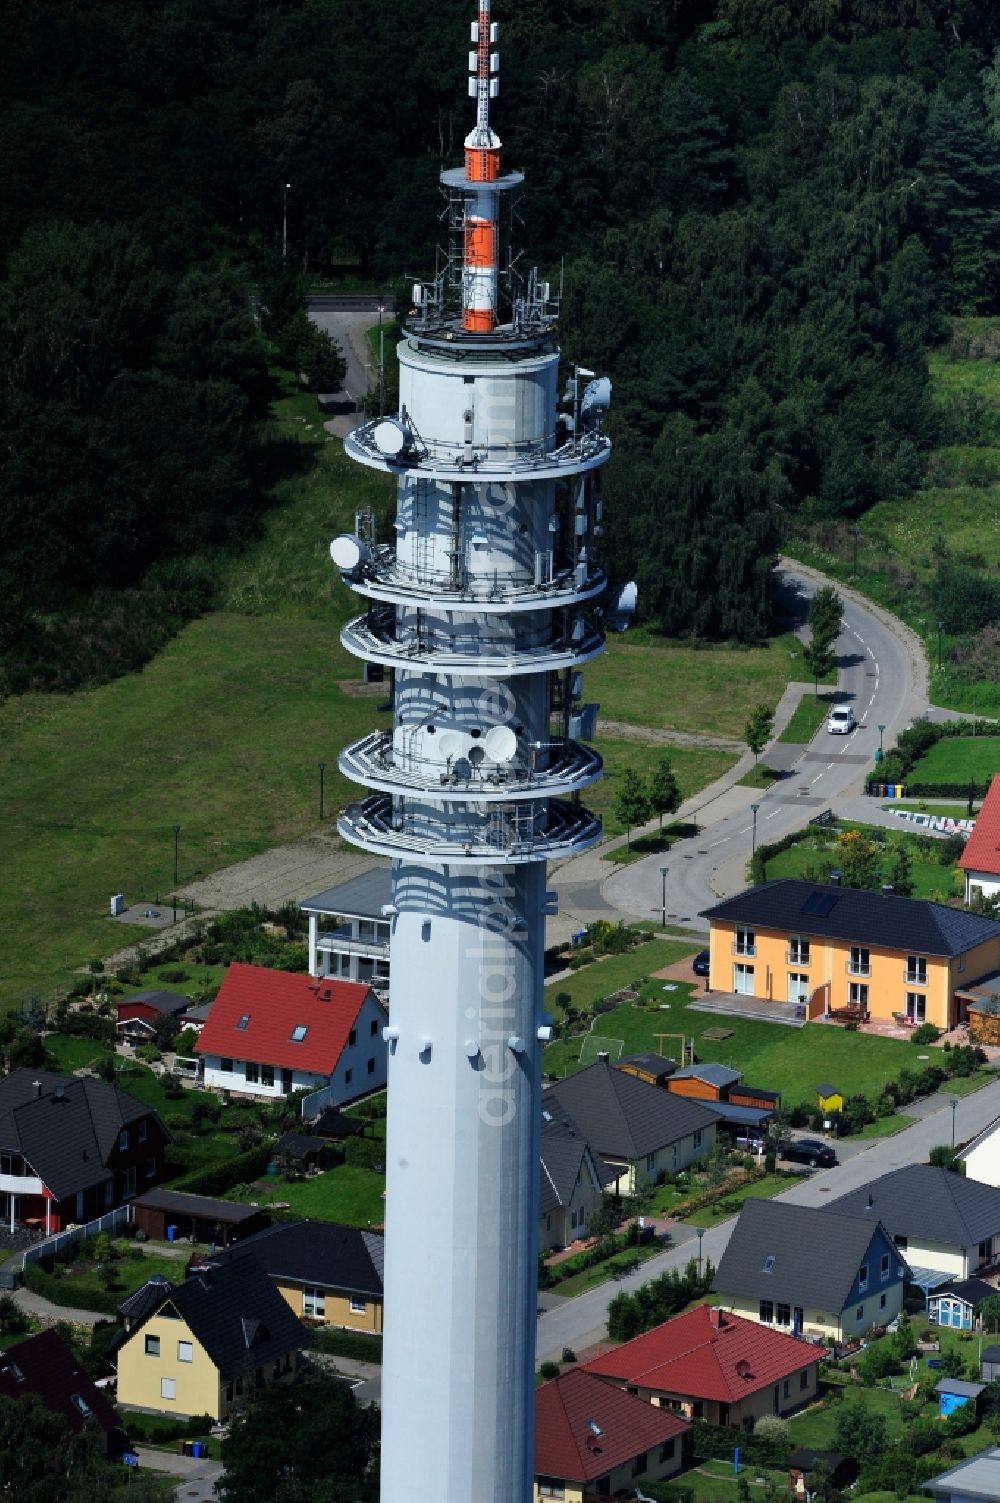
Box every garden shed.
[270,1132,338,1172]
[128,1189,268,1247]
[936,1377,986,1419]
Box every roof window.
[290,1025,308,1042]
[762,1255,775,1274]
[236,1015,251,1030]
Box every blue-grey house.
[713,1198,910,1342]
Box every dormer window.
[290,1025,308,1043]
[236,1015,251,1031]
[762,1255,775,1274]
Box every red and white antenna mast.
[463,1,501,331]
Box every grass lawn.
[737,764,782,789]
[603,825,698,866]
[546,939,697,1021]
[43,1033,113,1072]
[909,735,1000,786]
[652,1465,787,1500]
[788,1383,908,1447]
[854,1112,916,1139]
[778,692,832,744]
[590,739,736,837]
[681,1172,801,1226]
[763,821,963,903]
[122,961,228,1003]
[584,630,829,742]
[545,973,948,1108]
[887,800,981,817]
[231,1163,386,1227]
[550,1238,664,1298]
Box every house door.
[733,963,755,996]
[773,1385,780,1414]
[281,1069,293,1093]
[788,973,809,1004]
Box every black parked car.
[783,1137,837,1168]
[692,949,710,976]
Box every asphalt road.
[535,1080,1000,1363]
[604,559,922,932]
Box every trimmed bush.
[165,1142,272,1197]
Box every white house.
[300,868,391,990]
[960,1115,1000,1189]
[194,963,388,1104]
[961,780,1000,904]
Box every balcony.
[338,793,601,866]
[786,948,811,966]
[905,970,928,987]
[339,732,602,803]
[340,610,605,678]
[340,547,606,614]
[344,419,611,484]
[315,931,390,960]
[846,960,871,977]
[731,944,756,958]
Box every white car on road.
[827,706,857,735]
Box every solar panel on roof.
[801,891,838,917]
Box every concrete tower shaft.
[332,9,612,1499]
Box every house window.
[979,1239,992,1262]
[118,1129,129,1151]
[880,1293,887,1311]
[537,1481,565,1499]
[349,1028,357,1047]
[122,1166,136,1199]
[800,1370,809,1391]
[367,1057,376,1075]
[178,1342,193,1363]
[220,1058,233,1073]
[856,1305,864,1321]
[762,1255,775,1274]
[349,1296,367,1314]
[906,992,926,1022]
[370,1019,379,1036]
[226,1383,234,1403]
[896,1235,908,1252]
[345,1068,353,1085]
[70,1392,92,1416]
[645,1153,656,1173]
[906,956,928,985]
[849,946,870,975]
[881,1254,890,1281]
[245,1061,260,1084]
[146,1156,157,1179]
[290,1025,308,1042]
[261,1065,275,1088]
[236,1015,250,1031]
[734,928,756,956]
[783,1380,790,1398]
[693,1130,703,1150]
[303,1288,326,1319]
[138,1122,148,1143]
[161,1377,176,1401]
[775,1303,791,1326]
[788,935,810,964]
[658,1438,676,1463]
[145,1335,160,1356]
[859,1263,869,1292]
[759,1300,774,1323]
[631,1453,647,1478]
[848,982,869,1010]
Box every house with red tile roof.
[583,1304,820,1430]
[961,778,1000,904]
[534,1366,690,1503]
[195,964,388,1104]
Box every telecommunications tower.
[331,5,612,1497]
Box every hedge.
[123,1410,214,1443]
[164,1142,272,1197]
[312,1326,383,1364]
[23,1262,120,1314]
[691,1419,789,1469]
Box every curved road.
[603,560,929,932]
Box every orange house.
[702,880,1000,1032]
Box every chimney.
[32,1081,41,1099]
[596,1051,609,1065]
[865,1192,874,1211]
[710,1307,724,1329]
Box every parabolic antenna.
[468,745,485,766]
[438,731,465,759]
[484,725,517,763]
[330,534,367,572]
[373,418,410,457]
[453,757,473,781]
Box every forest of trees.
[3,0,1000,685]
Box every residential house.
[788,1450,857,1499]
[115,989,190,1043]
[118,1276,175,1332]
[702,879,1000,1030]
[203,1220,384,1334]
[534,1366,690,1503]
[129,1189,269,1247]
[539,1112,616,1254]
[194,963,388,1104]
[270,1133,339,1174]
[301,866,391,990]
[713,1198,909,1341]
[928,1277,997,1331]
[958,974,1000,1049]
[923,1447,1000,1502]
[584,1305,820,1430]
[0,1068,169,1234]
[666,1063,779,1140]
[960,777,1000,904]
[0,1329,130,1456]
[543,1061,719,1195]
[617,1054,676,1089]
[116,1258,310,1420]
[825,1165,1000,1283]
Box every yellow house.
[534,1366,690,1502]
[539,1116,615,1254]
[203,1220,384,1335]
[117,1259,310,1420]
[703,879,1000,1031]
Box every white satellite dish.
[453,757,473,781]
[438,731,465,759]
[373,418,410,457]
[330,534,369,572]
[484,725,517,763]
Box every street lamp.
[282,181,290,264]
[750,804,760,870]
[318,761,326,822]
[850,524,861,577]
[876,723,885,766]
[937,620,944,672]
[951,1096,958,1150]
[697,1226,705,1279]
[660,866,669,930]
